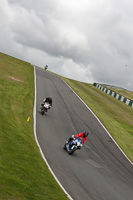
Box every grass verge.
[0,52,68,200]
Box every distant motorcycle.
[40,102,50,115]
[64,137,83,155]
[45,65,48,70]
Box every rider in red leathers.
[74,131,88,145]
[66,131,89,145]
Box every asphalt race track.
[35,66,133,200]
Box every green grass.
[61,77,133,162]
[0,52,68,200]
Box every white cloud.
[0,0,133,91]
[53,58,94,83]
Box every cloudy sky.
[0,0,133,91]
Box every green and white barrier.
[93,83,133,108]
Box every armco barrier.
[93,83,133,108]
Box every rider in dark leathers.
[41,97,52,112]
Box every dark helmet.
[46,97,52,101]
[83,131,89,137]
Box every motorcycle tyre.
[41,110,44,115]
[68,148,76,155]
[63,144,66,150]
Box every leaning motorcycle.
[64,137,83,155]
[40,102,50,115]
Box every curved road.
[35,66,133,200]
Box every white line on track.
[33,66,73,200]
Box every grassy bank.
[0,52,68,200]
[61,77,133,162]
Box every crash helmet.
[83,131,89,137]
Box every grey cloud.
[1,0,133,91]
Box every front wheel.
[41,110,44,115]
[63,144,66,150]
[68,147,76,155]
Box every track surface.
[35,67,133,200]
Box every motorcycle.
[64,137,83,155]
[45,65,48,70]
[40,102,50,115]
